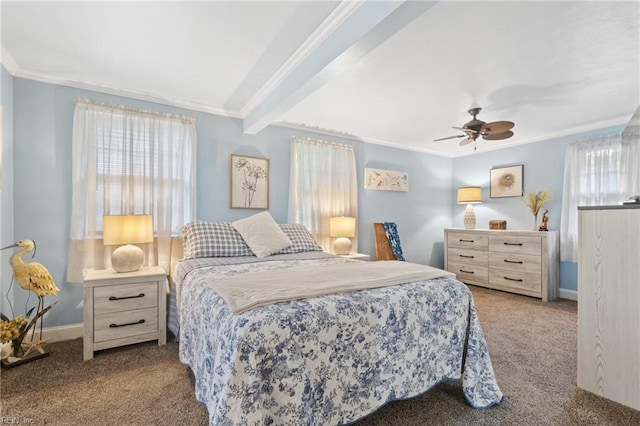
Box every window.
[560,134,621,262]
[288,137,357,252]
[67,100,196,281]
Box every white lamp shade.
[103,215,153,273]
[457,186,483,204]
[330,217,356,238]
[103,215,154,245]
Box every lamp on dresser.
[103,214,153,273]
[330,217,356,255]
[457,186,482,229]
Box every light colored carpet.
[1,286,638,425]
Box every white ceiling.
[2,1,639,158]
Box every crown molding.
[1,46,20,75]
[10,66,242,119]
[274,120,453,158]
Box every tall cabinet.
[577,205,640,411]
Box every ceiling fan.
[434,107,514,150]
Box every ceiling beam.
[242,0,437,135]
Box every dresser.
[444,228,559,301]
[82,266,167,360]
[577,205,640,411]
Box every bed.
[170,218,503,425]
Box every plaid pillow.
[277,224,323,254]
[181,221,253,259]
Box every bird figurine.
[1,239,59,340]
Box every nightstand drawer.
[94,307,159,343]
[94,282,158,315]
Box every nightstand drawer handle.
[459,269,474,274]
[109,319,145,328]
[109,293,145,301]
[460,239,474,243]
[504,277,523,282]
[459,254,474,258]
[503,242,523,246]
[504,259,523,264]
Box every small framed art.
[230,154,269,209]
[490,165,523,198]
[364,168,408,192]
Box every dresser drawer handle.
[460,239,474,243]
[459,254,475,258]
[460,269,474,274]
[504,259,523,264]
[109,319,146,328]
[504,277,523,282]
[503,242,523,246]
[109,293,145,301]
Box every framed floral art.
[230,154,269,209]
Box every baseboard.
[40,323,84,342]
[558,288,577,301]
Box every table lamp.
[103,214,153,272]
[330,217,356,255]
[457,187,482,229]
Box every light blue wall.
[5,74,627,328]
[451,126,625,292]
[8,77,453,327]
[1,66,14,316]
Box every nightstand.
[82,266,167,361]
[337,252,371,261]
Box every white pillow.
[232,212,292,258]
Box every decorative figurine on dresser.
[444,228,559,302]
[538,210,549,231]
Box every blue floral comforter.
[175,253,503,425]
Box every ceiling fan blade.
[459,138,474,146]
[452,126,478,134]
[434,134,466,142]
[481,121,514,134]
[483,130,514,141]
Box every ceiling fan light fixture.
[434,107,515,146]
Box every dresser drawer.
[489,235,541,256]
[489,268,541,295]
[447,232,488,250]
[94,307,159,343]
[94,282,158,315]
[447,262,488,284]
[448,247,488,267]
[489,252,541,274]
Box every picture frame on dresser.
[490,165,523,198]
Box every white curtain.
[68,99,197,282]
[620,131,640,198]
[560,133,621,262]
[288,137,358,252]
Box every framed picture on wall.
[230,154,269,209]
[490,165,523,198]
